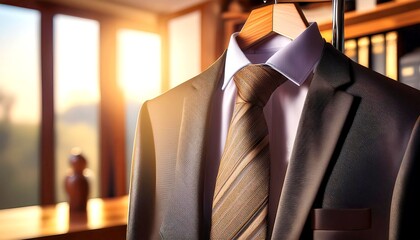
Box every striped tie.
[211,64,287,239]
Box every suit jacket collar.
[271,43,355,239]
[160,51,227,239]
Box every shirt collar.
[222,22,324,90]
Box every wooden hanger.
[236,2,309,49]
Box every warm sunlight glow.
[53,14,100,114]
[117,29,162,102]
[168,11,201,88]
[54,202,69,232]
[87,198,104,229]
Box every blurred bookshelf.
[318,0,420,86]
[221,0,420,88]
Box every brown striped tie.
[211,64,287,239]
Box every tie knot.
[233,64,287,107]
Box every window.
[168,11,201,88]
[0,4,41,209]
[54,14,100,202]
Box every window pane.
[54,14,100,202]
[0,4,41,209]
[168,11,201,88]
[117,29,162,189]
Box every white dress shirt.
[204,22,325,236]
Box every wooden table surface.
[0,196,128,240]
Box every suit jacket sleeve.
[390,116,420,240]
[127,101,156,240]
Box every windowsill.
[0,196,128,240]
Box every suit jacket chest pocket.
[311,208,371,240]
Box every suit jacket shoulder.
[127,51,226,240]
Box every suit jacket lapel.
[160,52,227,239]
[272,44,355,239]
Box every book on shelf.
[355,0,377,11]
[345,39,358,63]
[355,0,393,11]
[399,48,420,90]
[385,31,398,80]
[357,37,370,68]
[371,34,386,76]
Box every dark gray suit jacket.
[127,43,420,239]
